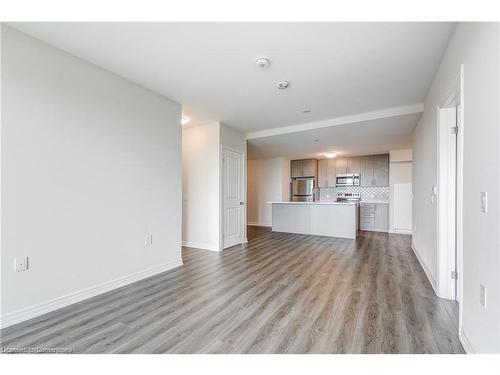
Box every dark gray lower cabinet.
[360,203,389,232]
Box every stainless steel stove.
[336,192,361,202]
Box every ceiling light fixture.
[323,152,337,159]
[277,80,290,90]
[181,115,190,125]
[255,57,271,69]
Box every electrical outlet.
[480,284,487,308]
[14,257,29,272]
[144,232,153,246]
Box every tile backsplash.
[319,186,389,202]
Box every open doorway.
[437,65,464,326]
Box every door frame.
[437,106,457,300]
[436,65,464,326]
[219,144,246,251]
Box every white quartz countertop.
[268,201,358,206]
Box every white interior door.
[222,147,244,249]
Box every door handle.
[239,202,244,205]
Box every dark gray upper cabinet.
[317,159,337,187]
[316,154,389,186]
[291,159,317,178]
[360,156,374,186]
[301,159,317,177]
[290,160,303,178]
[358,154,389,186]
[348,157,361,175]
[335,158,348,174]
[327,159,336,186]
[372,154,389,186]
[331,157,362,175]
[317,159,328,187]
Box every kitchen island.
[269,201,359,239]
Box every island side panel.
[310,204,358,239]
[272,203,311,234]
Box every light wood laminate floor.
[0,227,463,354]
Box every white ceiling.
[10,22,454,133]
[248,112,420,160]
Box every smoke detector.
[277,80,290,90]
[255,57,271,69]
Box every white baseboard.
[182,240,220,252]
[0,259,183,329]
[247,222,271,227]
[411,241,438,296]
[390,228,413,235]
[459,327,476,353]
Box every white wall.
[389,149,412,234]
[182,122,247,249]
[247,157,290,227]
[1,26,182,327]
[182,122,220,251]
[412,23,500,353]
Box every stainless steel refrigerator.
[291,178,315,202]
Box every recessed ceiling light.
[181,116,190,125]
[277,81,290,90]
[302,109,311,113]
[255,57,271,69]
[323,152,337,159]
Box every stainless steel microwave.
[336,173,360,187]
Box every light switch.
[480,284,487,308]
[481,192,488,213]
[144,232,153,246]
[430,186,437,203]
